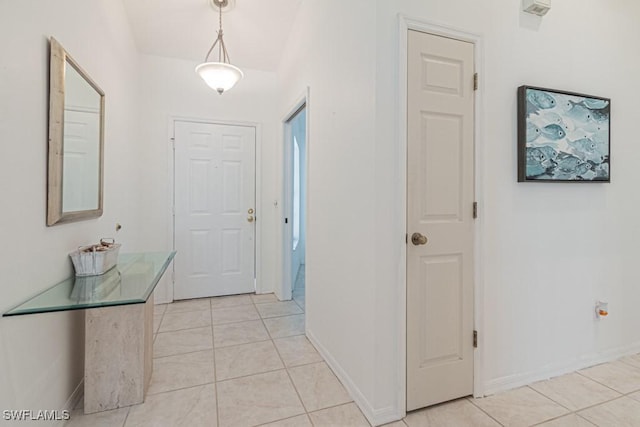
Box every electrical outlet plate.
[523,0,551,16]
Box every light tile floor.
[66,270,640,426]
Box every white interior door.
[174,121,256,300]
[63,109,100,211]
[406,30,475,411]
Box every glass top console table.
[4,252,176,317]
[4,251,176,415]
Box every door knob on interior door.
[411,232,428,246]
[247,215,255,223]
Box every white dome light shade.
[196,62,243,94]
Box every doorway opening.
[282,101,307,304]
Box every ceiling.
[123,0,303,72]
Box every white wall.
[280,0,640,425]
[278,0,381,421]
[0,0,142,418]
[378,0,640,398]
[136,54,280,301]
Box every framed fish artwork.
[517,85,610,182]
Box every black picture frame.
[517,85,611,183]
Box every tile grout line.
[216,337,275,351]
[575,370,629,395]
[465,396,506,427]
[526,384,574,412]
[259,298,311,421]
[121,407,131,427]
[306,402,372,427]
[152,347,214,360]
[249,413,309,427]
[528,413,574,427]
[152,347,214,361]
[217,367,292,385]
[259,310,305,320]
[147,381,216,398]
[574,413,599,427]
[213,381,221,427]
[617,358,640,371]
[572,395,634,416]
[209,300,221,427]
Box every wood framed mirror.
[47,37,105,226]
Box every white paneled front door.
[406,30,475,411]
[63,109,100,211]
[174,121,256,300]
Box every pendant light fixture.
[196,0,243,94]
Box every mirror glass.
[62,62,101,212]
[47,38,104,226]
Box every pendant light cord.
[218,4,223,62]
[203,0,231,64]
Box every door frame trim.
[279,88,310,301]
[397,16,486,415]
[168,116,264,299]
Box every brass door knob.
[248,208,254,214]
[247,215,255,223]
[411,232,428,246]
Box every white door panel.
[174,121,256,300]
[63,110,100,211]
[407,30,475,411]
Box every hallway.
[67,282,373,426]
[66,284,640,426]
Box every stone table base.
[84,295,154,414]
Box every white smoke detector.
[523,0,551,16]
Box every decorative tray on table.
[69,238,121,277]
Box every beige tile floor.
[66,270,640,426]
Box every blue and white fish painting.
[527,90,557,109]
[582,99,609,110]
[537,146,559,161]
[565,101,593,123]
[540,124,566,140]
[568,138,598,154]
[590,107,610,123]
[526,147,551,176]
[540,112,572,131]
[527,122,541,142]
[556,154,584,173]
[521,87,610,181]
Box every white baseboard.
[306,329,402,426]
[483,341,640,397]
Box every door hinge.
[285,218,288,224]
[473,202,478,219]
[473,330,478,348]
[473,73,478,91]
